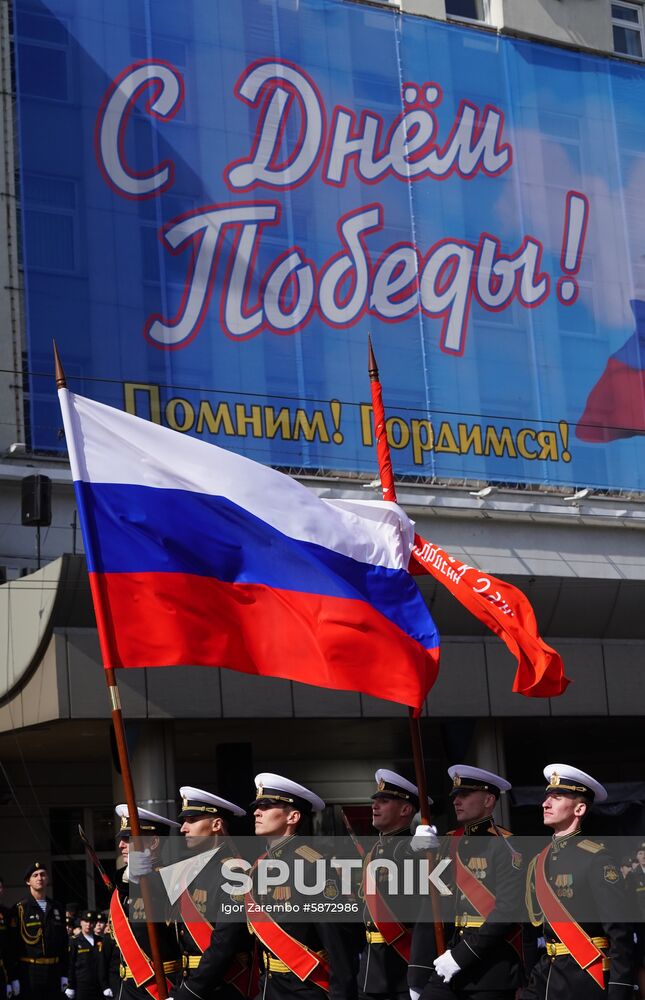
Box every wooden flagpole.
[54,344,169,1000]
[367,335,445,953]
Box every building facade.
[1,0,645,907]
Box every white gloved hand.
[128,847,153,881]
[102,990,113,998]
[433,950,461,983]
[11,984,20,998]
[65,989,75,998]
[6,985,12,998]
[60,980,69,992]
[410,824,440,852]
[409,990,421,1000]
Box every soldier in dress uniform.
[9,862,68,1000]
[246,772,356,1000]
[626,842,645,998]
[97,922,118,1000]
[173,786,253,1000]
[619,858,634,880]
[109,805,181,1000]
[358,769,435,1000]
[66,911,102,1000]
[521,763,634,999]
[417,765,523,1000]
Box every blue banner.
[14,0,645,490]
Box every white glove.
[411,824,440,852]
[409,990,421,1000]
[128,847,153,881]
[60,980,69,992]
[102,991,113,998]
[433,950,461,983]
[65,990,75,998]
[10,984,19,998]
[6,985,12,998]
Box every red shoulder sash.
[244,854,329,992]
[450,829,522,959]
[534,845,605,988]
[362,843,412,962]
[179,888,257,998]
[450,831,496,918]
[179,889,213,953]
[109,890,172,1000]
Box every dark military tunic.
[359,827,436,1000]
[174,841,253,1000]
[110,871,181,1000]
[522,831,634,1000]
[10,896,68,1000]
[98,927,120,998]
[420,818,522,1000]
[68,933,103,1000]
[246,834,356,1000]
[625,864,645,967]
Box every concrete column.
[472,718,510,828]
[111,721,177,824]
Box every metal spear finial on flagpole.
[53,340,66,389]
[367,335,397,503]
[366,334,445,954]
[53,343,169,1000]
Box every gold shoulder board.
[577,839,603,853]
[295,845,323,862]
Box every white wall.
[499,0,614,52]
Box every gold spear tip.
[53,340,67,389]
[367,333,379,382]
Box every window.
[22,175,78,273]
[612,1,645,58]
[16,11,70,101]
[445,0,489,22]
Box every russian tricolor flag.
[577,299,645,443]
[58,389,439,712]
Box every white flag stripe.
[59,389,414,572]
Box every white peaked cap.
[373,768,433,806]
[115,803,180,832]
[252,772,325,813]
[179,786,246,817]
[543,763,607,803]
[448,764,511,794]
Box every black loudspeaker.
[21,474,52,527]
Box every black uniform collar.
[463,816,494,835]
[550,829,581,851]
[378,826,411,843]
[266,833,296,857]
